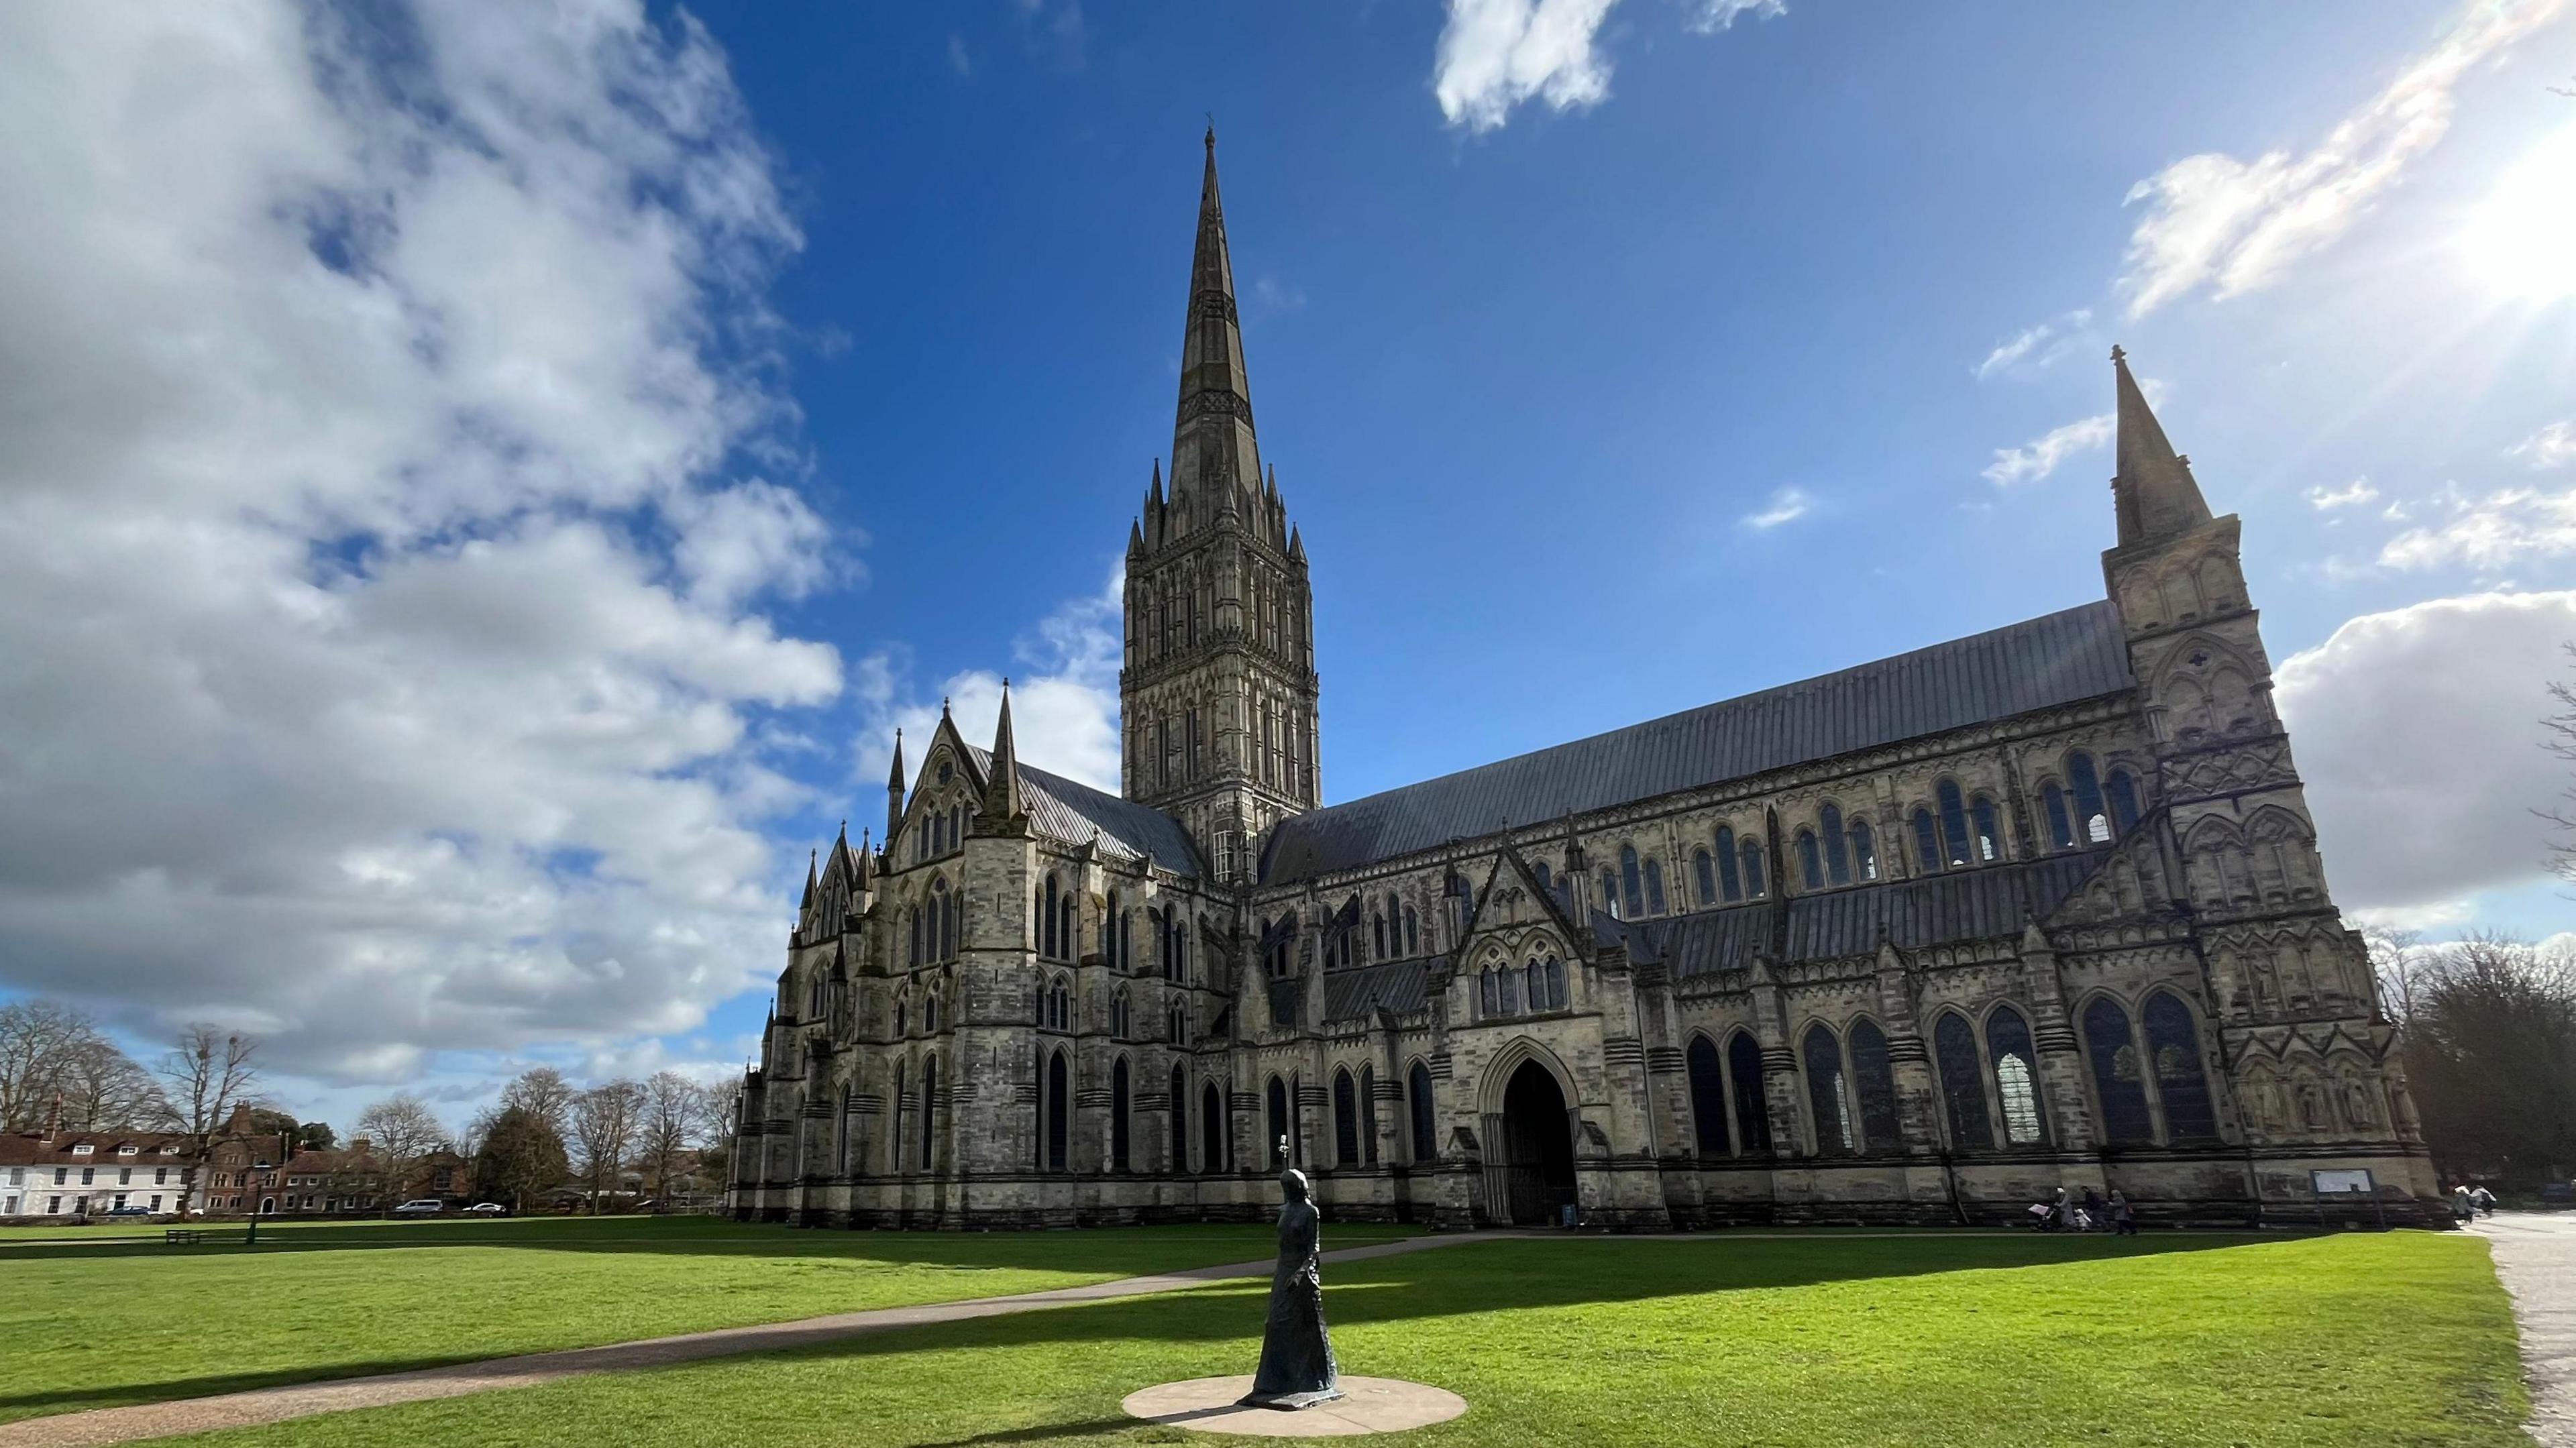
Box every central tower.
[1122,131,1320,883]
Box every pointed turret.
[1288,524,1305,563]
[981,679,1025,822]
[855,830,873,890]
[800,849,816,909]
[2110,346,2213,549]
[884,729,906,844]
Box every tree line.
[0,999,733,1213]
[2371,929,2576,1188]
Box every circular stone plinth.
[1120,1376,1467,1437]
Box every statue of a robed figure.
[1240,1136,1342,1409]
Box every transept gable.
[1458,846,1581,965]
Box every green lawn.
[145,1229,2522,1448]
[0,1215,1405,1425]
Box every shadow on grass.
[907,1419,1139,1447]
[0,1357,495,1421]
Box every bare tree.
[0,1000,101,1131]
[157,1024,260,1139]
[353,1094,450,1210]
[572,1080,645,1214]
[635,1072,720,1209]
[56,1036,177,1131]
[2357,920,2426,1029]
[2544,645,2576,885]
[2404,933,2576,1184]
[499,1067,578,1140]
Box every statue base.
[1238,1386,1346,1410]
[1122,1376,1466,1437]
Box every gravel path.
[2478,1213,2576,1447]
[0,1233,1497,1448]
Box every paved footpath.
[0,1233,1504,1448]
[2478,1213,2576,1447]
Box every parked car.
[105,1205,155,1219]
[391,1199,445,1217]
[464,1202,508,1215]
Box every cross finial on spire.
[2110,344,2126,364]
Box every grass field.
[3,1223,2528,1447]
[0,1215,1405,1425]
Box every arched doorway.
[1498,1060,1577,1226]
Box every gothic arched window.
[1408,1061,1436,1162]
[1851,820,1878,881]
[2108,768,2143,834]
[1728,1031,1771,1153]
[1403,905,1419,954]
[1202,1080,1224,1173]
[894,992,908,1039]
[2070,751,2110,842]
[924,986,940,1034]
[1912,808,1941,874]
[1796,829,1825,890]
[1497,964,1520,1015]
[1686,1035,1727,1157]
[1046,1048,1070,1172]
[1803,1024,1853,1154]
[1715,826,1743,901]
[1933,1012,1992,1150]
[920,1053,938,1172]
[892,1060,906,1173]
[1038,874,1061,960]
[1109,990,1130,1039]
[1988,1006,2045,1145]
[1821,803,1851,885]
[1598,867,1620,919]
[1479,968,1499,1019]
[1619,844,1645,919]
[1334,1069,1360,1166]
[1849,1018,1901,1150]
[1740,838,1767,898]
[1533,860,1552,894]
[1972,796,2002,862]
[908,907,923,968]
[1360,1064,1380,1164]
[1936,781,1972,868]
[1644,859,1666,915]
[1266,1076,1289,1166]
[2145,991,2219,1141]
[1111,1057,1132,1173]
[1169,1001,1188,1046]
[1371,911,1387,960]
[2043,783,2077,850]
[2084,997,2154,1144]
[1694,848,1718,906]
[1170,1063,1189,1171]
[1544,954,1566,1009]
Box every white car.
[391,1199,445,1217]
[464,1202,507,1215]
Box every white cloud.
[947,33,972,77]
[1982,412,2114,488]
[1434,0,1620,133]
[1687,0,1785,34]
[2512,421,2576,470]
[2117,0,2569,317]
[1739,486,1815,531]
[1252,276,1308,315]
[1972,309,2092,380]
[2379,484,2576,570]
[1432,0,1782,131]
[2277,590,2576,918]
[2306,478,2381,510]
[0,3,839,1087]
[853,569,1127,799]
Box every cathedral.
[730,133,2441,1231]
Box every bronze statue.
[1240,1135,1342,1409]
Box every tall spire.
[982,679,1024,822]
[2110,345,2212,549]
[884,728,906,843]
[1169,127,1260,522]
[800,848,816,908]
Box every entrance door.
[1499,1062,1578,1226]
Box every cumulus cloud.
[1738,486,1815,531]
[852,569,1127,801]
[1432,0,1781,132]
[1972,309,2093,381]
[2512,420,2576,470]
[2306,478,2381,510]
[0,3,839,1086]
[2379,483,2576,571]
[2118,0,2569,317]
[2277,591,2576,920]
[1982,412,2115,488]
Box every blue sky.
[4,1,2574,1131]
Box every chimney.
[350,1137,371,1156]
[223,1101,256,1136]
[42,1091,62,1143]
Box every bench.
[164,1228,208,1245]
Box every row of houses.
[1,1105,472,1221]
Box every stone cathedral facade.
[731,135,2440,1231]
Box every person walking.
[2108,1188,2137,1236]
[2055,1185,2078,1232]
[2473,1184,2498,1218]
[2453,1182,2477,1223]
[2082,1186,2107,1232]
